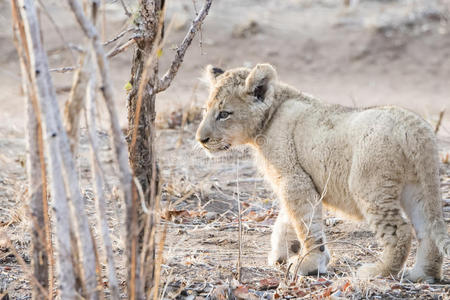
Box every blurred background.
[0,0,449,141]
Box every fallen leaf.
[161,209,190,222]
[258,277,280,290]
[340,280,351,292]
[295,289,307,297]
[322,287,333,297]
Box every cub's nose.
[200,137,210,144]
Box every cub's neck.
[254,82,318,138]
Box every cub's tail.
[396,109,450,256]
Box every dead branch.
[11,2,52,297]
[66,0,132,205]
[49,66,77,73]
[106,38,137,58]
[103,27,134,46]
[85,57,120,300]
[119,0,132,17]
[150,224,167,300]
[15,0,77,298]
[435,109,445,134]
[157,0,213,93]
[36,0,76,63]
[18,1,99,298]
[66,1,134,297]
[64,53,90,155]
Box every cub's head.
[196,63,278,153]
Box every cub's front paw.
[288,249,330,276]
[404,268,438,283]
[357,263,391,279]
[268,250,286,266]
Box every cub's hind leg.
[350,167,412,278]
[401,183,443,283]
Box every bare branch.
[64,53,90,154]
[66,0,132,203]
[49,66,77,73]
[37,0,77,64]
[11,2,52,297]
[66,4,134,289]
[157,0,213,93]
[18,1,99,298]
[103,27,134,46]
[15,1,77,298]
[85,57,121,300]
[435,109,445,134]
[119,0,132,17]
[107,38,137,58]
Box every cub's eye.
[216,111,232,120]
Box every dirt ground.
[1,0,450,299]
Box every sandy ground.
[1,0,450,299]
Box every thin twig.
[37,0,77,64]
[157,0,213,92]
[64,53,89,155]
[85,55,121,300]
[119,0,132,17]
[236,155,242,282]
[106,38,137,58]
[66,0,132,208]
[435,109,445,134]
[152,224,167,300]
[103,27,134,46]
[66,0,134,296]
[49,66,77,73]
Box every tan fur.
[196,63,450,282]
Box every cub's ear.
[245,63,277,102]
[205,65,225,85]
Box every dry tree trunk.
[126,1,163,296]
[17,0,100,298]
[126,0,213,297]
[15,0,77,298]
[11,2,52,298]
[24,54,51,300]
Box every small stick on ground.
[435,109,445,134]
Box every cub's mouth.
[200,141,232,153]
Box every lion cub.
[196,63,449,282]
